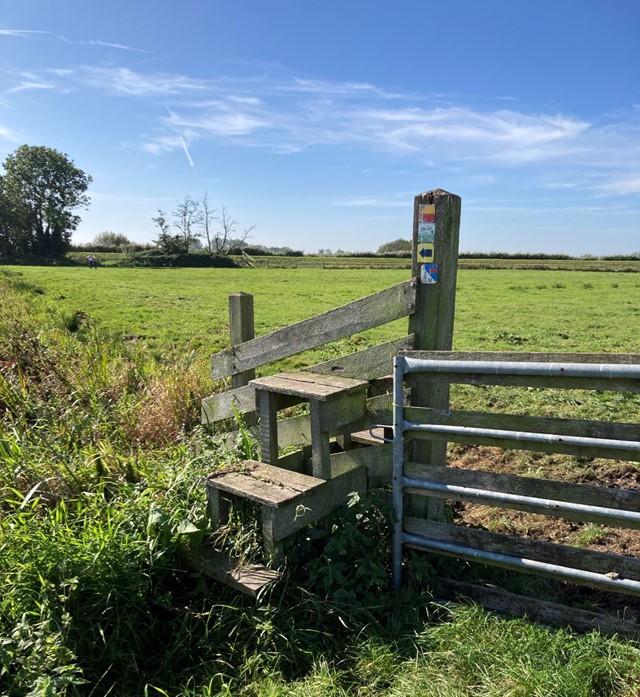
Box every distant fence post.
[229,292,257,424]
[408,189,461,519]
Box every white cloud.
[598,177,640,195]
[164,108,271,136]
[351,107,590,163]
[4,62,639,198]
[8,80,56,93]
[78,67,211,96]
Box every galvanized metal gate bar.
[391,354,640,594]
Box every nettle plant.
[298,490,394,605]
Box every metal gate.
[392,352,640,599]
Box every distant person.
[87,254,98,268]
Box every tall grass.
[2,270,640,695]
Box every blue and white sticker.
[421,263,438,284]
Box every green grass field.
[6,265,640,356]
[2,265,640,696]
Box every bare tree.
[214,204,255,254]
[198,191,216,254]
[172,195,201,253]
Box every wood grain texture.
[251,372,368,400]
[202,337,409,425]
[407,190,462,520]
[205,460,324,507]
[210,280,416,379]
[187,546,279,597]
[229,292,256,391]
[403,407,640,461]
[433,578,640,638]
[406,517,640,579]
[405,463,640,511]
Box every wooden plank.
[433,578,640,639]
[407,372,640,392]
[405,517,640,580]
[229,292,256,391]
[275,448,307,473]
[404,407,640,462]
[351,427,388,446]
[310,402,332,480]
[366,393,393,426]
[187,546,279,597]
[305,335,414,380]
[204,386,391,430]
[202,385,255,424]
[257,390,279,465]
[251,372,368,401]
[210,280,417,379]
[330,442,393,485]
[405,463,640,511]
[318,389,367,431]
[405,406,640,443]
[276,413,312,448]
[271,466,367,540]
[404,464,640,528]
[405,530,640,598]
[205,461,324,508]
[404,424,640,462]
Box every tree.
[214,204,255,254]
[172,195,201,253]
[377,238,411,255]
[0,145,92,257]
[151,209,184,254]
[92,231,132,249]
[198,191,216,254]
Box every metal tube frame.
[391,354,640,592]
[403,533,640,597]
[391,355,406,589]
[404,421,640,455]
[402,476,640,526]
[403,357,640,380]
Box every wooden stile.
[210,280,416,380]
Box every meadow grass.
[2,266,640,695]
[5,265,640,357]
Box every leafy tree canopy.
[377,238,411,254]
[91,231,132,249]
[0,144,92,258]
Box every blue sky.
[1,0,639,254]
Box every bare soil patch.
[448,445,640,557]
[443,446,640,618]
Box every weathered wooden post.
[408,189,461,518]
[229,292,256,424]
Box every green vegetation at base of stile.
[2,268,640,695]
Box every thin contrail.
[0,29,49,37]
[181,136,195,169]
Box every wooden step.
[205,460,325,508]
[351,427,392,446]
[250,371,367,401]
[187,545,280,597]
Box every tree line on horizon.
[2,144,638,264]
